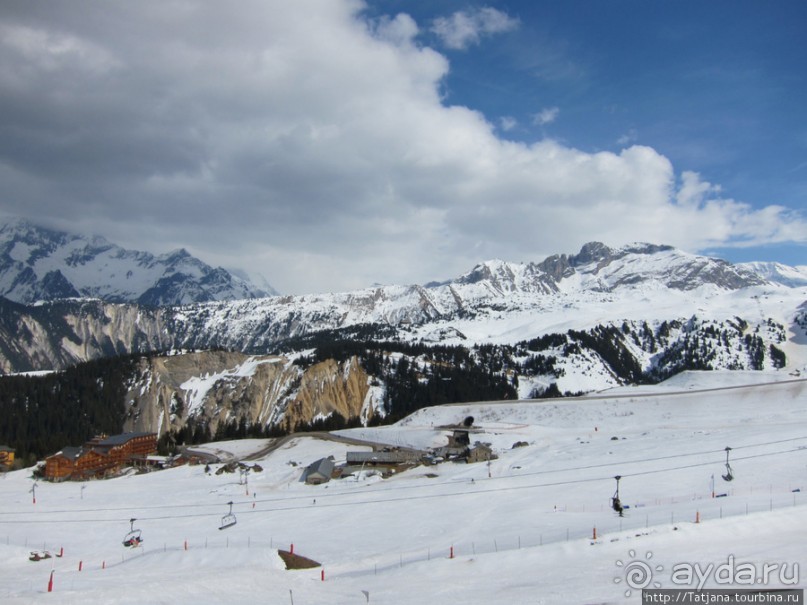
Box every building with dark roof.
[302,457,335,485]
[44,432,157,481]
[345,450,422,466]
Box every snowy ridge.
[0,239,805,379]
[0,219,275,305]
[740,261,807,287]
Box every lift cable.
[2,434,803,519]
[2,445,804,525]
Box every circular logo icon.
[614,550,664,597]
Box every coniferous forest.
[0,355,140,467]
[0,316,788,466]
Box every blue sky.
[368,1,807,265]
[0,1,804,293]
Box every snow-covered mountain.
[739,261,807,287]
[454,242,766,294]
[0,239,805,378]
[0,219,276,305]
[1,239,805,446]
[142,241,787,353]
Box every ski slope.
[1,372,806,604]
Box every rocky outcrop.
[0,297,172,373]
[283,357,372,429]
[122,351,373,436]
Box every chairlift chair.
[611,475,624,517]
[722,447,734,482]
[122,518,143,547]
[219,501,237,530]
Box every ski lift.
[219,501,237,530]
[722,447,734,482]
[122,518,143,547]
[611,475,624,517]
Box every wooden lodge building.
[44,432,157,481]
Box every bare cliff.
[122,350,375,436]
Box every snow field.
[1,372,805,604]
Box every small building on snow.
[303,457,335,485]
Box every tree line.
[1,316,787,465]
[0,355,140,466]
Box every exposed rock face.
[284,357,372,429]
[0,298,173,373]
[122,351,373,436]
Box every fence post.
[47,570,54,592]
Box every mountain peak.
[161,248,192,261]
[739,261,807,287]
[449,242,769,298]
[0,218,276,305]
[574,241,614,264]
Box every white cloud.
[431,7,520,51]
[370,13,419,47]
[499,116,518,132]
[532,106,560,126]
[0,0,803,294]
[617,128,638,146]
[676,171,722,207]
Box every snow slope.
[1,373,805,604]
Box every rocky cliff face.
[0,298,173,373]
[122,351,374,436]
